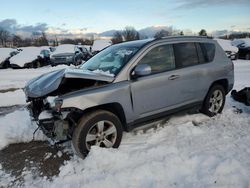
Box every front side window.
[173,43,199,68]
[138,44,175,74]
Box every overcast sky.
[1,0,250,36]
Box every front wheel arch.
[72,110,123,158]
[65,103,128,132]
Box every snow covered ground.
[0,60,250,187]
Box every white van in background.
[92,39,112,54]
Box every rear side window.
[173,43,199,68]
[199,43,215,62]
[138,44,175,74]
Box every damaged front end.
[27,97,73,141]
[24,68,113,142]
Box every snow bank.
[0,110,45,150]
[0,89,26,107]
[51,44,75,55]
[92,40,112,52]
[0,48,15,63]
[20,107,250,188]
[9,47,41,67]
[214,38,238,52]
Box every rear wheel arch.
[209,79,229,94]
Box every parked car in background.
[10,47,51,68]
[232,38,250,60]
[50,44,90,66]
[0,48,19,68]
[92,39,112,55]
[215,38,238,60]
[77,45,93,61]
[25,36,234,158]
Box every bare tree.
[60,38,77,44]
[22,38,33,47]
[111,31,123,44]
[12,34,23,47]
[41,32,49,46]
[33,32,49,46]
[123,27,140,41]
[0,28,10,47]
[112,27,140,44]
[154,29,171,38]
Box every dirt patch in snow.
[0,88,21,93]
[0,141,71,186]
[0,105,25,116]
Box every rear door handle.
[168,75,180,80]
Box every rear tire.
[201,85,226,117]
[72,110,123,158]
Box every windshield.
[80,45,139,76]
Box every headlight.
[66,56,73,60]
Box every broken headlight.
[44,97,63,112]
[53,98,63,112]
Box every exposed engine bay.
[24,68,112,142]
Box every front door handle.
[168,75,180,80]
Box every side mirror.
[133,64,151,78]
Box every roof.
[113,39,154,48]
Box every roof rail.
[154,35,213,41]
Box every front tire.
[245,53,250,60]
[36,61,41,68]
[201,85,226,117]
[72,110,123,158]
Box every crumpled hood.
[24,68,114,98]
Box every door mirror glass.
[133,64,151,77]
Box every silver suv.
[25,36,234,158]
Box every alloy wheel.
[208,89,224,113]
[85,120,117,150]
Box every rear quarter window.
[199,43,215,62]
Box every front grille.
[55,57,66,60]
